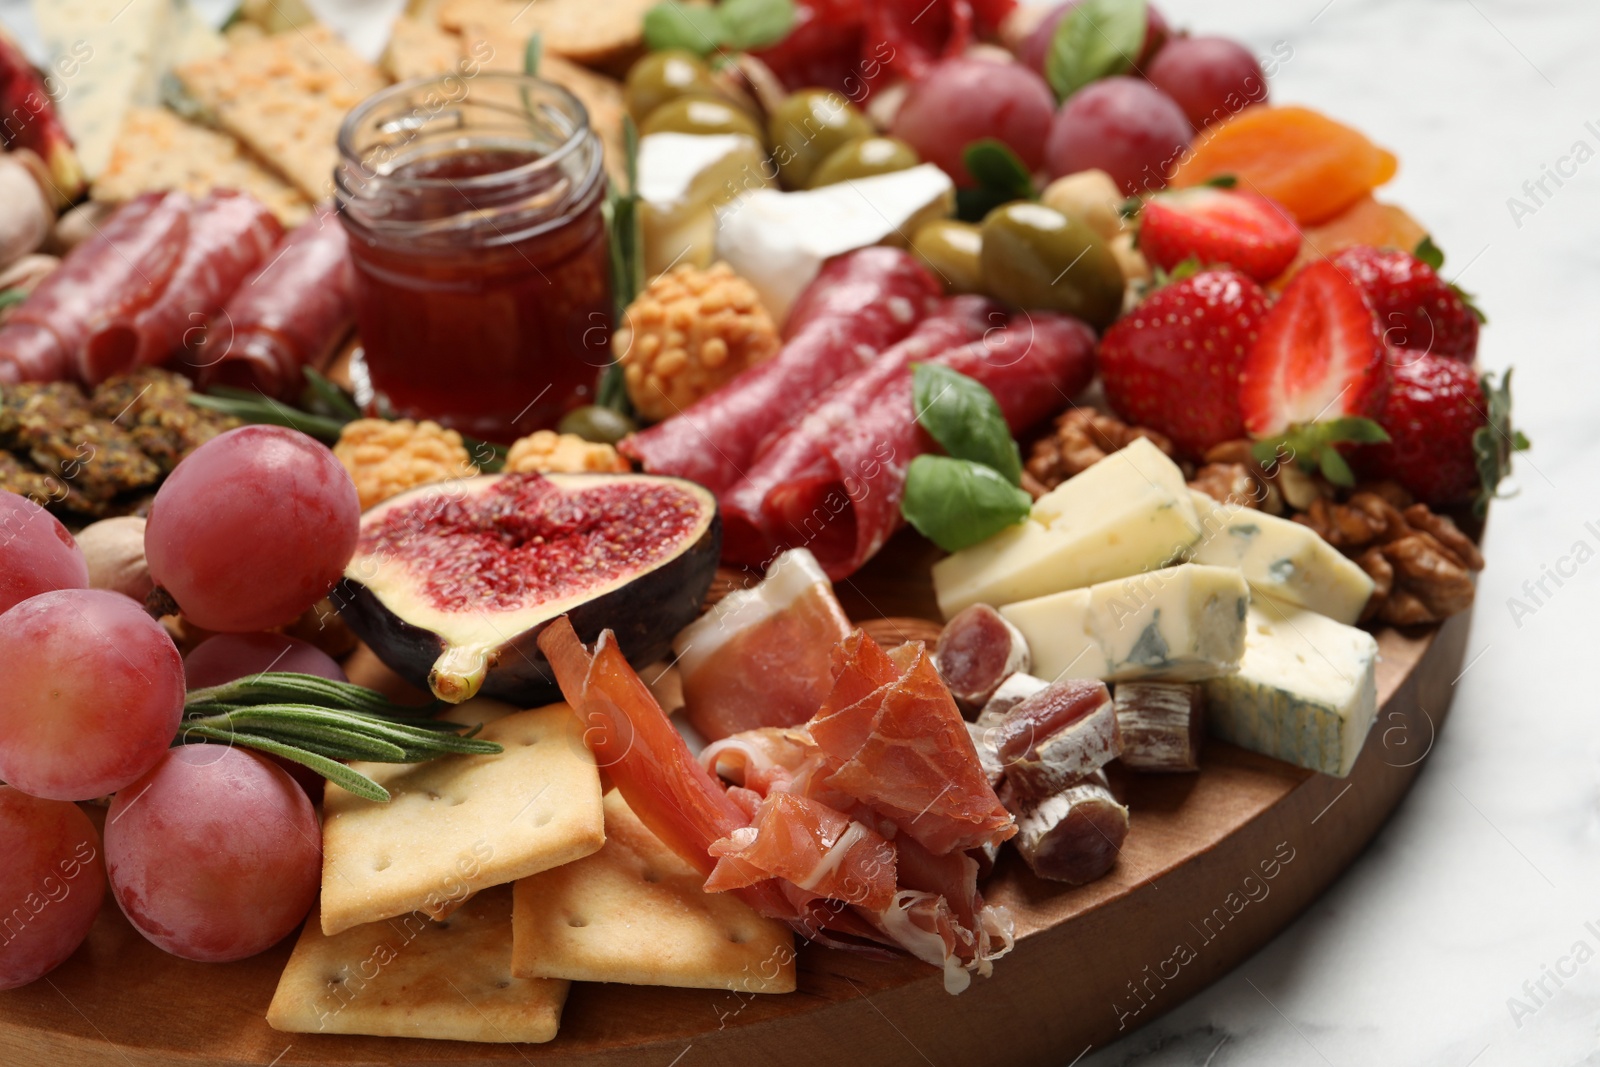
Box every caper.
[807,137,921,188]
[978,202,1124,328]
[911,219,985,295]
[624,50,725,124]
[766,89,874,189]
[558,405,638,445]
[639,95,764,141]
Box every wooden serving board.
[0,531,1474,1067]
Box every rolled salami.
[619,247,942,495]
[720,309,1097,579]
[79,190,283,385]
[197,206,354,399]
[0,191,190,384]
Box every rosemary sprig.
[177,672,502,803]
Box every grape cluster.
[0,426,360,988]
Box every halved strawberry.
[1138,186,1301,283]
[1331,243,1482,361]
[1239,260,1389,483]
[1099,267,1270,457]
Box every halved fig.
[335,472,720,704]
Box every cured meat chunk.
[1114,681,1204,773]
[80,190,283,384]
[718,309,1097,578]
[976,672,1050,727]
[1009,771,1129,885]
[810,632,1015,855]
[706,792,898,911]
[935,603,1031,712]
[620,247,941,494]
[993,678,1120,803]
[673,548,852,742]
[198,206,354,399]
[0,191,190,383]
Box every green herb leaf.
[0,288,27,309]
[719,0,796,50]
[1413,235,1444,271]
[1473,368,1529,517]
[912,364,1023,485]
[963,139,1034,201]
[1045,0,1148,101]
[643,3,727,55]
[902,455,1033,552]
[301,366,362,421]
[523,31,543,76]
[1202,174,1239,189]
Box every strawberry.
[1098,267,1270,456]
[1357,354,1525,508]
[1137,186,1301,283]
[1238,260,1390,484]
[1330,244,1482,360]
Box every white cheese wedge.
[713,162,955,322]
[1202,597,1379,778]
[35,0,174,180]
[1187,490,1374,624]
[933,438,1201,618]
[638,131,771,276]
[1000,563,1249,684]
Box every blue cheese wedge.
[1188,490,1374,624]
[933,438,1201,618]
[1202,597,1379,778]
[713,162,955,322]
[999,563,1249,684]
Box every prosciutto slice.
[619,248,942,494]
[706,791,898,911]
[79,190,284,385]
[719,309,1098,578]
[0,191,191,383]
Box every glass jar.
[335,73,613,443]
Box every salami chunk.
[0,191,190,383]
[79,190,283,384]
[197,206,354,399]
[619,248,942,494]
[719,309,1096,579]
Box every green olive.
[767,89,874,189]
[912,219,985,295]
[806,136,921,188]
[639,95,764,140]
[979,202,1124,328]
[624,50,725,124]
[557,405,638,445]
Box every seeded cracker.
[319,700,605,936]
[175,25,387,202]
[381,14,463,82]
[93,108,312,226]
[437,0,658,68]
[267,887,567,1042]
[511,792,796,992]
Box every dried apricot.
[1272,195,1428,288]
[1172,105,1398,225]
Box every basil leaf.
[643,3,726,55]
[1046,0,1148,100]
[902,456,1033,552]
[964,139,1034,199]
[719,0,796,50]
[913,364,1023,485]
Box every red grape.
[1020,2,1170,77]
[1046,76,1192,194]
[184,632,348,690]
[0,589,185,801]
[0,786,105,990]
[144,426,360,633]
[104,746,321,963]
[1145,35,1268,130]
[0,491,88,615]
[891,57,1056,185]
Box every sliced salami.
[197,206,354,399]
[79,190,284,385]
[619,247,942,495]
[0,191,191,383]
[720,309,1097,579]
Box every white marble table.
[1078,2,1600,1064]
